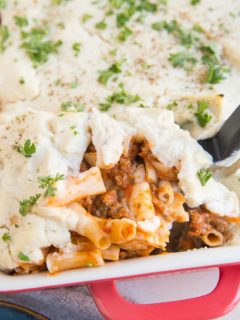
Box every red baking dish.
[1,246,240,320]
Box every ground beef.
[103,143,141,189]
[80,159,90,172]
[188,209,231,239]
[82,190,130,219]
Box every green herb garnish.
[18,252,30,262]
[38,173,64,197]
[19,77,25,85]
[197,168,212,186]
[61,101,84,112]
[201,44,229,84]
[19,194,41,216]
[17,139,36,158]
[98,59,124,85]
[72,42,81,57]
[95,21,107,30]
[70,125,79,136]
[118,26,132,42]
[14,16,28,28]
[0,0,6,8]
[166,101,178,110]
[100,84,140,111]
[2,232,11,242]
[21,27,62,66]
[0,26,9,53]
[168,52,197,68]
[195,101,213,128]
[81,14,92,23]
[191,0,200,5]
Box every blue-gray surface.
[0,286,103,320]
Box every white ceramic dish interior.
[1,245,240,293]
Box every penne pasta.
[158,181,174,205]
[128,182,155,221]
[71,203,111,250]
[102,245,120,261]
[169,192,189,223]
[46,167,106,206]
[201,230,224,247]
[98,218,137,244]
[46,249,104,274]
[84,152,97,167]
[145,160,158,184]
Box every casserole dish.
[1,246,240,320]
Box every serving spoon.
[198,106,240,162]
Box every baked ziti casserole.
[0,0,240,274]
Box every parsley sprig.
[201,44,229,84]
[17,139,36,158]
[14,16,28,28]
[21,27,62,66]
[0,25,9,53]
[98,59,124,85]
[99,84,140,111]
[168,52,197,69]
[72,42,81,57]
[61,101,84,112]
[18,252,30,262]
[2,232,11,242]
[38,173,64,197]
[0,0,6,8]
[19,194,41,216]
[152,20,199,48]
[195,101,213,128]
[197,168,212,186]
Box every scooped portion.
[0,108,238,274]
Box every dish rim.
[1,245,240,293]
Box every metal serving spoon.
[198,106,240,162]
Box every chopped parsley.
[117,13,131,27]
[195,101,213,128]
[197,168,212,186]
[17,139,36,158]
[201,44,229,84]
[14,16,28,28]
[98,59,124,85]
[0,25,9,53]
[52,0,72,4]
[38,173,64,197]
[19,194,41,216]
[21,27,63,66]
[2,232,11,242]
[168,52,197,68]
[95,21,107,30]
[57,22,65,29]
[191,0,200,5]
[18,252,30,262]
[152,21,166,31]
[152,20,198,48]
[100,84,140,111]
[81,14,92,23]
[166,100,178,110]
[118,26,132,41]
[205,64,229,84]
[61,101,84,112]
[72,42,81,57]
[19,77,25,85]
[70,125,79,136]
[69,80,79,89]
[0,0,6,8]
